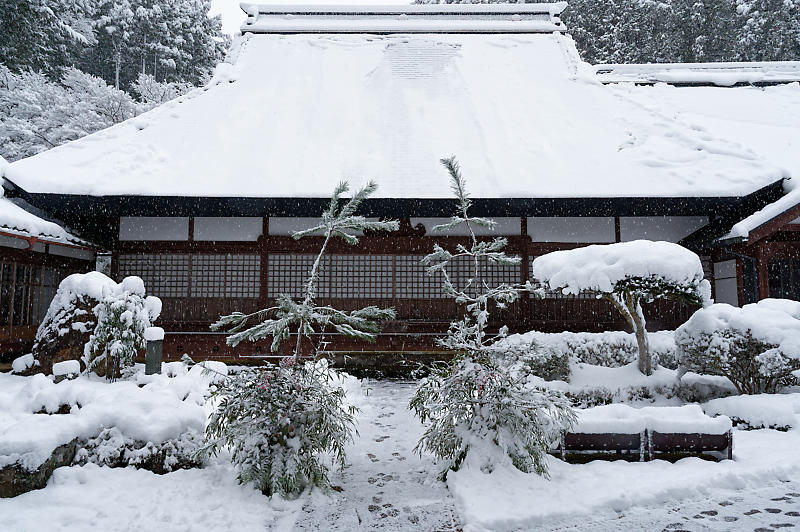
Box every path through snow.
[543,480,800,531]
[268,380,460,531]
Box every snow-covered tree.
[82,0,228,90]
[0,65,138,160]
[205,181,398,496]
[84,276,161,380]
[213,181,398,356]
[414,0,800,64]
[0,0,94,77]
[676,300,800,393]
[410,157,574,480]
[532,240,711,376]
[130,73,193,109]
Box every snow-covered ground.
[3,370,800,531]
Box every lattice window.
[395,255,447,299]
[0,262,74,327]
[118,254,189,298]
[192,254,260,298]
[328,255,393,298]
[446,255,521,297]
[267,254,330,298]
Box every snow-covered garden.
[3,161,800,532]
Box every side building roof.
[0,157,92,250]
[601,74,800,246]
[3,4,789,210]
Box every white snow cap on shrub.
[42,272,161,326]
[677,300,800,358]
[531,240,710,301]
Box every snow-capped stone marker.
[145,327,165,375]
[52,360,80,383]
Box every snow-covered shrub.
[84,277,161,381]
[532,240,711,375]
[495,330,679,373]
[32,272,118,375]
[703,394,796,431]
[411,354,574,479]
[676,301,800,394]
[203,361,356,496]
[209,181,397,496]
[74,427,203,473]
[493,340,570,382]
[410,158,574,479]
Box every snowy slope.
[608,82,800,240]
[5,33,785,199]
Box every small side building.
[0,157,96,357]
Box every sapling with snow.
[410,157,574,480]
[207,181,398,496]
[83,277,161,381]
[532,241,710,375]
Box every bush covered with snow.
[84,277,161,380]
[411,354,575,479]
[202,361,356,496]
[496,330,679,373]
[207,182,395,497]
[532,240,710,375]
[0,363,211,477]
[676,301,800,394]
[410,159,573,480]
[75,427,203,473]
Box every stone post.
[145,327,165,375]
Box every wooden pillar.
[614,216,622,243]
[258,217,269,306]
[756,243,769,301]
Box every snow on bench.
[557,404,733,462]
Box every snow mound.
[11,354,36,374]
[704,394,800,431]
[0,364,220,471]
[575,404,732,435]
[531,240,708,298]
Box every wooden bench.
[554,404,734,462]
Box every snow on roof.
[5,32,787,200]
[240,3,567,34]
[604,81,800,241]
[595,61,800,87]
[0,156,87,247]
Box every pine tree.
[0,0,94,78]
[81,0,228,91]
[205,181,399,497]
[409,157,575,480]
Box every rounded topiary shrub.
[676,301,800,394]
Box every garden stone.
[0,438,77,498]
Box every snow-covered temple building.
[2,4,800,359]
